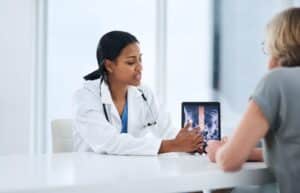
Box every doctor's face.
[108,43,143,86]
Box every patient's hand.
[206,137,264,163]
[248,148,263,162]
[206,140,226,162]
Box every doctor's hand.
[159,122,204,154]
[173,122,204,153]
[175,123,204,153]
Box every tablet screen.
[181,102,221,141]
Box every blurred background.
[1,0,299,155]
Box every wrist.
[159,139,176,153]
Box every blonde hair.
[266,7,300,67]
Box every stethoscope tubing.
[99,78,157,127]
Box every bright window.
[46,0,212,150]
[47,0,156,127]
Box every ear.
[104,59,113,73]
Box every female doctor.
[73,31,203,155]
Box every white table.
[0,152,275,193]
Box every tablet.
[181,102,221,141]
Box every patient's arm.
[215,100,269,171]
[206,142,263,162]
[248,147,263,161]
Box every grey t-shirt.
[251,67,300,193]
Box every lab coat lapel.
[127,86,143,134]
[100,82,122,130]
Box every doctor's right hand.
[159,122,204,153]
[173,122,204,152]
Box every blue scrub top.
[120,100,128,133]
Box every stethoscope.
[99,78,157,128]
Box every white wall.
[0,0,36,155]
[217,0,286,135]
[166,0,213,127]
[294,0,300,5]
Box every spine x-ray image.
[183,103,220,141]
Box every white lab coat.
[72,79,178,155]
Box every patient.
[206,7,300,193]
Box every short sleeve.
[250,71,281,128]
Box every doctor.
[73,31,203,155]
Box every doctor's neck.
[107,78,128,101]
